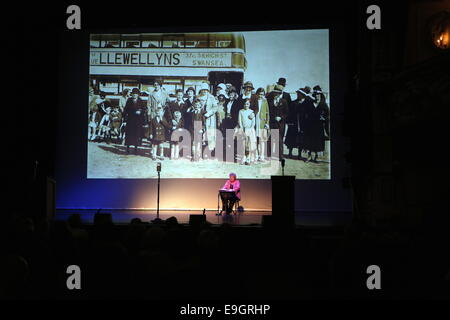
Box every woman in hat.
[302,86,325,162]
[254,88,270,162]
[219,172,241,215]
[147,80,170,120]
[285,87,310,159]
[215,83,228,100]
[268,84,289,160]
[198,82,218,156]
[183,87,196,134]
[313,85,330,140]
[123,88,148,155]
[216,93,227,133]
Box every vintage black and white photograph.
[88,30,331,179]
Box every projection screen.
[87,29,330,179]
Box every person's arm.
[99,115,106,126]
[238,110,243,129]
[222,180,230,190]
[234,180,240,193]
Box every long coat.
[285,99,307,149]
[303,99,326,152]
[253,98,270,137]
[123,97,148,146]
[282,91,292,105]
[183,97,194,134]
[147,89,170,119]
[268,94,289,158]
[199,93,218,150]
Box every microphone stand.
[216,191,222,216]
[152,163,162,223]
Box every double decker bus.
[89,32,247,102]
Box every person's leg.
[170,144,174,160]
[255,137,260,161]
[192,143,197,161]
[193,143,198,160]
[197,142,202,160]
[134,145,138,155]
[279,134,284,159]
[159,143,164,159]
[175,144,179,159]
[151,145,157,160]
[261,140,267,161]
[228,199,236,214]
[221,196,227,213]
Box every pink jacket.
[221,179,241,200]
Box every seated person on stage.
[220,172,241,214]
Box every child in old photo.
[170,110,184,160]
[150,107,170,160]
[88,104,101,141]
[238,99,257,165]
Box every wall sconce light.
[428,11,450,50]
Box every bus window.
[90,40,100,48]
[196,41,208,48]
[162,35,184,48]
[141,34,161,48]
[144,41,159,48]
[185,33,208,48]
[99,82,119,94]
[181,41,196,48]
[125,41,140,48]
[121,34,141,48]
[218,41,232,48]
[163,40,182,48]
[101,34,121,48]
[104,41,119,48]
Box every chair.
[233,193,243,215]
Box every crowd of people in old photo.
[88,77,330,164]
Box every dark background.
[7,0,449,224]
[3,0,450,301]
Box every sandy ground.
[87,140,330,179]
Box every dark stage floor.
[55,209,352,227]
